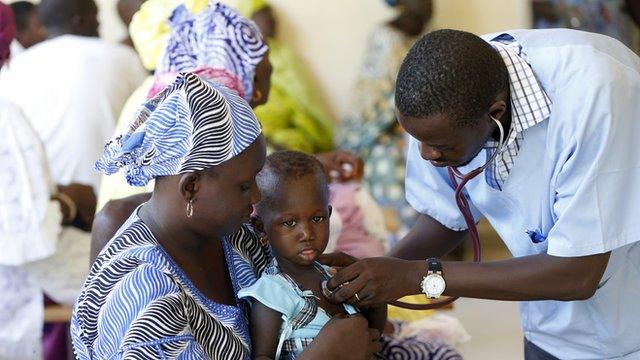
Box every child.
[238,150,387,359]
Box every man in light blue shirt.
[325,28,640,359]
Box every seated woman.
[71,73,379,358]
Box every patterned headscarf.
[0,3,16,65]
[150,1,267,102]
[96,72,262,186]
[129,0,209,71]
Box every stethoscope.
[389,116,506,310]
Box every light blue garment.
[238,263,357,359]
[405,29,640,359]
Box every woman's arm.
[249,301,283,360]
[298,314,381,360]
[359,304,387,334]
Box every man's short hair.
[395,29,509,127]
[38,0,93,29]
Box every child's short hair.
[256,150,327,213]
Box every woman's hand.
[315,150,364,183]
[325,257,425,307]
[299,314,381,360]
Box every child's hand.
[315,150,364,183]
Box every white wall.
[10,0,532,120]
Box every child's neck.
[276,256,322,283]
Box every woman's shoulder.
[227,223,273,276]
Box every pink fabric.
[0,3,16,64]
[148,67,245,99]
[330,182,385,259]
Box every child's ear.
[327,205,333,217]
[250,215,266,235]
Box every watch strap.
[427,257,442,273]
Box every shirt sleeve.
[546,61,640,256]
[237,274,300,319]
[405,137,483,231]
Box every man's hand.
[326,257,424,307]
[318,251,358,269]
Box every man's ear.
[488,99,508,122]
[178,172,201,203]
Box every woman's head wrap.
[150,1,267,101]
[0,3,16,65]
[96,72,262,186]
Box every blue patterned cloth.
[71,208,272,359]
[95,72,261,186]
[152,1,268,101]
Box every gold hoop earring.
[186,199,194,218]
[252,88,262,102]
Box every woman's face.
[189,136,266,237]
[250,52,272,108]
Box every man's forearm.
[388,214,468,259]
[401,251,610,301]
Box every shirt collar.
[485,36,552,149]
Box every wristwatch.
[421,258,446,299]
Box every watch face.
[424,275,446,295]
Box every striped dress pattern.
[71,210,271,359]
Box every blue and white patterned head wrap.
[151,1,268,102]
[96,72,262,186]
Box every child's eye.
[283,220,297,227]
[312,216,326,223]
[240,184,251,192]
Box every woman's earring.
[259,233,268,246]
[186,199,194,218]
[252,88,262,103]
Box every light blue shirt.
[238,263,357,359]
[406,29,640,359]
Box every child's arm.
[249,300,284,360]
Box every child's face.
[261,174,331,267]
